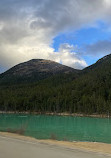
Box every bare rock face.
[0,59,80,84]
[7,59,78,76]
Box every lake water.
[0,114,111,143]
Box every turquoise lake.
[0,114,111,143]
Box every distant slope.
[0,59,80,84]
[83,53,111,72]
[81,53,111,85]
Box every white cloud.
[54,43,87,69]
[0,0,111,72]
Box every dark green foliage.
[0,54,111,115]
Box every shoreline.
[0,132,111,156]
[0,111,110,118]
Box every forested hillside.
[0,54,111,115]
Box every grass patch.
[50,133,57,140]
[6,126,25,135]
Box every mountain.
[0,59,80,84]
[84,53,111,72]
[82,53,111,85]
[0,54,111,115]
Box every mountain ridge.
[0,54,111,84]
[0,53,111,114]
[0,59,80,84]
[83,53,111,71]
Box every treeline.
[0,69,111,115]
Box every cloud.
[0,0,111,72]
[50,43,87,69]
[84,40,111,56]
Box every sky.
[0,0,111,73]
